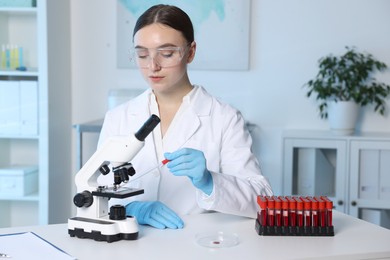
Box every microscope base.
[68,216,139,243]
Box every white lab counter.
[0,211,389,260]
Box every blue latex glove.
[126,201,184,229]
[164,148,213,195]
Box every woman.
[98,4,273,229]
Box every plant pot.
[327,101,359,135]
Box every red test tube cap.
[286,196,296,210]
[266,196,275,208]
[279,196,289,210]
[300,197,311,210]
[307,196,318,210]
[314,196,325,210]
[273,197,282,209]
[257,195,268,209]
[321,196,333,209]
[295,197,303,210]
[161,159,170,165]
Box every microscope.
[68,114,160,243]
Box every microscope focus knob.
[109,205,126,220]
[73,191,93,208]
[99,164,110,175]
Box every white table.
[1,211,390,260]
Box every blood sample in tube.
[295,197,304,227]
[307,196,318,227]
[274,196,282,227]
[321,196,333,226]
[279,196,289,226]
[301,197,312,227]
[314,196,326,227]
[266,196,275,226]
[286,196,296,227]
[257,195,268,226]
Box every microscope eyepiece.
[135,114,160,141]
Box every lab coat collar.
[125,86,213,152]
[188,85,213,116]
[162,85,213,151]
[127,86,212,117]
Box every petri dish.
[195,231,239,248]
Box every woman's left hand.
[164,148,213,195]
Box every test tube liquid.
[286,196,296,227]
[274,197,282,227]
[11,45,17,69]
[279,196,289,227]
[18,46,24,68]
[314,196,327,235]
[301,197,311,227]
[1,45,6,69]
[266,197,275,227]
[295,197,304,229]
[321,196,333,226]
[257,195,267,226]
[5,45,10,69]
[314,196,326,227]
[307,197,319,227]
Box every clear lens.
[130,45,189,68]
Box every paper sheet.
[0,232,75,260]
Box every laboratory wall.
[70,0,390,195]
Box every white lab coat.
[98,85,273,218]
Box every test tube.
[286,196,297,227]
[308,196,319,235]
[295,197,304,234]
[314,196,326,227]
[11,45,18,69]
[321,196,333,226]
[321,196,334,236]
[295,197,304,235]
[279,196,289,235]
[18,46,24,68]
[301,197,312,227]
[257,195,267,226]
[274,196,282,228]
[307,197,318,227]
[1,45,6,69]
[5,44,10,69]
[266,196,275,227]
[301,197,312,235]
[279,196,289,227]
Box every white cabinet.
[349,140,390,226]
[283,130,390,228]
[0,1,71,227]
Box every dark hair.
[133,4,194,43]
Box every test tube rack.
[255,195,334,236]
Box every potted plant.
[304,46,390,135]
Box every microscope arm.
[74,134,144,192]
[74,114,161,193]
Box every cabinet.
[0,1,71,227]
[283,130,390,228]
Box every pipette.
[129,159,170,182]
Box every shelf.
[0,134,39,139]
[0,0,72,228]
[0,192,39,201]
[0,68,38,77]
[0,7,37,13]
